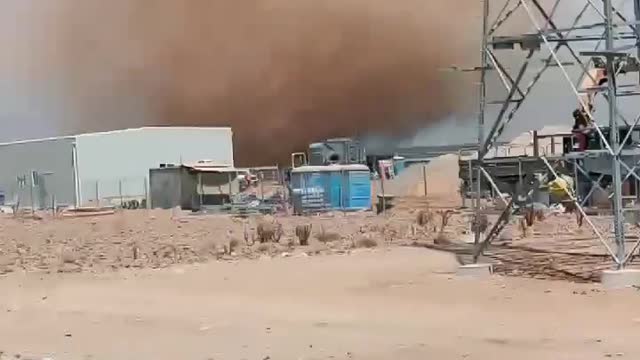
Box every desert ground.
[1,246,640,360]
[1,156,639,359]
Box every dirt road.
[1,247,639,360]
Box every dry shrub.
[518,217,529,238]
[471,212,489,234]
[256,243,271,253]
[257,221,283,243]
[356,238,378,248]
[434,231,450,245]
[229,238,240,252]
[436,210,454,232]
[157,244,177,260]
[315,225,341,243]
[576,211,584,228]
[416,209,434,227]
[564,201,584,228]
[523,207,535,227]
[132,243,140,260]
[198,238,217,255]
[60,248,79,264]
[295,224,312,246]
[243,223,254,245]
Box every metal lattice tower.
[472,0,640,270]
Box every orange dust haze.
[34,0,480,165]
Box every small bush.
[576,211,584,228]
[523,207,535,227]
[315,225,341,243]
[471,212,489,234]
[229,238,240,252]
[295,224,312,246]
[257,222,276,243]
[60,249,78,264]
[434,231,450,245]
[437,210,454,232]
[416,210,433,227]
[518,217,529,238]
[356,238,378,248]
[256,243,270,253]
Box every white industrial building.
[0,127,234,208]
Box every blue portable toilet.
[290,164,371,214]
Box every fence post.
[227,172,233,204]
[143,178,149,209]
[260,172,265,201]
[95,181,100,208]
[198,173,203,209]
[119,179,124,207]
[51,194,56,217]
[378,161,386,215]
[422,165,428,197]
[29,171,36,213]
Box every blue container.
[290,164,371,214]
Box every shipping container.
[289,164,371,214]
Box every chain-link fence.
[80,177,149,209]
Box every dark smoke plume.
[33,0,479,165]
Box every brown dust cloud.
[30,0,480,165]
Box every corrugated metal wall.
[75,127,234,205]
[149,167,186,209]
[0,137,77,208]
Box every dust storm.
[10,1,480,165]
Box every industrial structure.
[0,127,234,209]
[149,161,240,210]
[462,0,640,277]
[292,138,366,168]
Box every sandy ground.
[2,157,639,359]
[1,247,639,360]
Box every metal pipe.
[635,0,640,83]
[72,142,82,208]
[518,158,523,188]
[573,159,580,201]
[604,0,626,268]
[479,167,508,206]
[475,0,490,249]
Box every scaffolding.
[472,0,640,270]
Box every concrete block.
[457,263,493,279]
[601,269,640,290]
